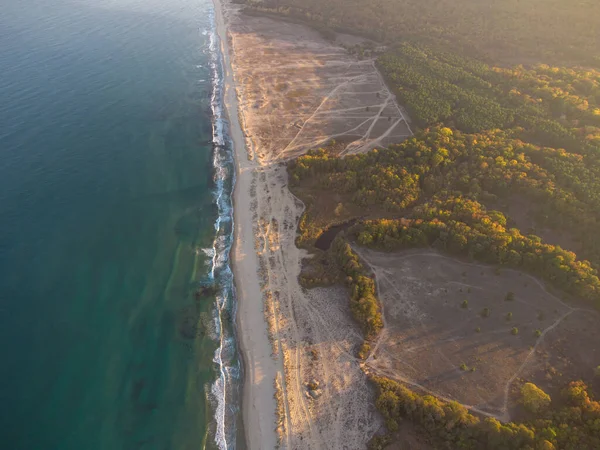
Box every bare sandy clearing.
[356,248,600,422]
[228,10,412,163]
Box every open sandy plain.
[228,9,412,163]
[215,0,412,448]
[357,248,600,422]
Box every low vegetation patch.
[331,237,382,346]
[371,376,600,450]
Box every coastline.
[212,0,278,449]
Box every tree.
[537,441,555,450]
[563,380,590,406]
[521,382,551,413]
[334,203,343,217]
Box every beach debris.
[305,378,322,399]
[309,389,322,400]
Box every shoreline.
[212,0,278,449]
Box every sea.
[0,0,242,448]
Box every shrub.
[358,342,371,360]
[537,441,556,450]
[505,291,515,301]
[521,382,551,413]
[511,327,519,335]
[332,238,383,340]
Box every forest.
[376,44,600,146]
[286,71,600,450]
[290,126,600,272]
[241,0,600,67]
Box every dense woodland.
[241,0,600,447]
[291,126,600,273]
[377,44,600,144]
[241,0,600,67]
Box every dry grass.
[357,248,600,421]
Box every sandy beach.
[213,0,411,447]
[213,1,279,448]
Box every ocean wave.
[205,6,240,450]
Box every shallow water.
[0,0,239,448]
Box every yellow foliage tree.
[521,382,551,413]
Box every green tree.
[537,441,555,450]
[521,382,551,413]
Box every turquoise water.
[0,0,240,448]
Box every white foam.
[204,7,240,449]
